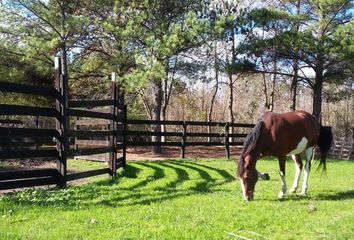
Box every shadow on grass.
[1,161,236,209]
[264,190,354,202]
[316,190,354,201]
[168,161,215,191]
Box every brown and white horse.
[237,110,333,201]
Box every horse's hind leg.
[278,155,287,198]
[290,154,302,193]
[301,147,314,195]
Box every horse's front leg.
[290,154,302,193]
[278,155,287,198]
[301,147,314,195]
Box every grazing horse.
[237,110,333,201]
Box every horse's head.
[238,154,258,201]
[237,120,263,201]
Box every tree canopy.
[0,0,353,132]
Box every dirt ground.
[126,146,242,161]
[0,146,243,171]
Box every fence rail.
[125,119,254,158]
[0,149,58,159]
[68,99,115,108]
[67,168,110,182]
[0,78,60,190]
[0,119,34,125]
[0,81,59,98]
[0,104,60,118]
[329,135,354,160]
[126,119,255,128]
[0,173,59,190]
[0,127,59,138]
[75,119,110,125]
[0,57,126,191]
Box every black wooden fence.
[0,57,126,190]
[125,120,254,158]
[5,59,348,192]
[329,131,354,160]
[5,57,349,192]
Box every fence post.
[225,122,230,159]
[352,128,354,159]
[109,72,118,177]
[181,121,187,159]
[119,84,127,169]
[55,56,68,188]
[115,84,126,169]
[122,104,127,168]
[35,116,39,150]
[75,116,79,151]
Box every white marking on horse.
[278,171,287,198]
[287,137,308,155]
[301,147,314,195]
[240,179,247,200]
[290,155,302,193]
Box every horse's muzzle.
[244,192,254,201]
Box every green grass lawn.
[1,158,353,239]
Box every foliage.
[237,0,353,119]
[0,0,352,132]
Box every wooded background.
[0,0,353,144]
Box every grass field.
[1,158,353,239]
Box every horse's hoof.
[289,188,297,193]
[259,172,270,180]
[262,173,270,180]
[278,192,285,199]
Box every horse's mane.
[237,120,264,177]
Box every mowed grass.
[0,158,353,240]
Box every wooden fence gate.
[0,57,126,190]
[329,134,354,160]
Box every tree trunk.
[225,74,235,142]
[161,77,168,143]
[59,2,68,83]
[290,60,298,110]
[208,51,219,142]
[208,73,219,142]
[228,73,234,124]
[161,59,177,142]
[161,107,167,143]
[208,81,218,125]
[229,24,236,125]
[227,73,235,143]
[312,68,323,122]
[345,93,349,137]
[226,25,236,142]
[260,56,270,110]
[139,90,153,119]
[151,78,163,154]
[269,60,277,112]
[290,0,301,111]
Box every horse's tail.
[317,126,333,172]
[237,121,264,177]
